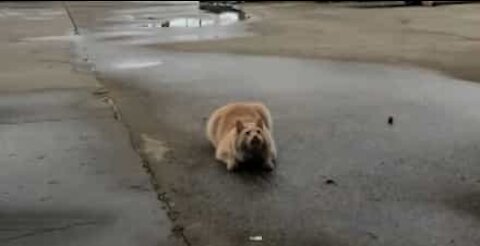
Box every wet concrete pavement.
[65,1,249,46]
[0,2,179,246]
[0,91,174,246]
[65,1,480,246]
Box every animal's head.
[235,119,267,153]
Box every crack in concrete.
[142,160,192,246]
[62,1,79,35]
[97,91,191,246]
[101,96,121,120]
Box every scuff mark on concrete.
[139,133,170,162]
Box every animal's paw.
[263,159,276,172]
[226,159,238,172]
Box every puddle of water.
[217,11,244,25]
[135,2,245,29]
[75,2,250,45]
[141,11,244,28]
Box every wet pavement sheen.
[66,2,480,246]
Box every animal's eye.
[256,130,261,134]
[246,130,251,135]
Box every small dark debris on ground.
[325,179,337,185]
[388,116,394,125]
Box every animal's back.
[206,102,272,146]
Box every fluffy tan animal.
[206,102,277,171]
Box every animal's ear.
[256,119,263,129]
[236,120,244,133]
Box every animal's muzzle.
[251,136,261,146]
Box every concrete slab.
[0,2,179,246]
[65,2,480,246]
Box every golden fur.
[206,102,277,171]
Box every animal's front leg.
[225,157,238,172]
[215,147,238,172]
[263,157,276,172]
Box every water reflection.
[139,2,246,29]
[141,11,244,28]
[95,1,249,44]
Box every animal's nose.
[252,136,261,145]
